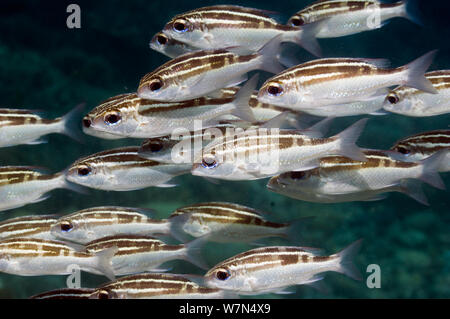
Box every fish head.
[287,12,313,28]
[257,77,301,108]
[204,264,246,292]
[162,14,208,47]
[383,88,413,113]
[191,152,238,180]
[137,72,185,101]
[89,288,122,299]
[83,94,141,138]
[50,216,88,243]
[139,136,181,163]
[150,32,194,58]
[0,253,11,272]
[267,170,317,193]
[66,158,108,189]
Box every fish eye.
[60,221,74,233]
[97,290,111,299]
[104,113,122,125]
[157,34,168,45]
[216,269,231,281]
[290,15,305,27]
[387,93,400,104]
[77,165,92,177]
[267,83,284,97]
[290,171,307,180]
[395,146,411,155]
[202,156,218,169]
[82,118,92,128]
[173,19,189,33]
[148,141,164,153]
[149,78,163,92]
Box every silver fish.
[0,166,80,212]
[161,5,322,56]
[0,105,83,148]
[267,149,446,205]
[0,238,116,280]
[288,0,417,38]
[137,37,284,102]
[383,70,450,117]
[50,206,171,244]
[85,235,207,275]
[204,240,362,295]
[391,130,450,172]
[191,119,367,181]
[83,76,257,139]
[89,273,236,299]
[257,52,438,110]
[65,147,190,191]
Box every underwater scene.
[0,0,449,299]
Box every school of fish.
[1,1,449,299]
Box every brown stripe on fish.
[0,238,87,258]
[85,235,183,256]
[0,167,59,187]
[0,215,58,239]
[88,94,141,118]
[172,202,287,228]
[31,288,95,299]
[0,109,58,126]
[392,130,450,155]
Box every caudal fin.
[231,75,258,123]
[419,150,447,190]
[334,239,363,281]
[401,0,423,26]
[402,50,438,94]
[59,103,86,143]
[334,118,368,162]
[258,35,286,74]
[94,246,118,281]
[292,21,323,57]
[183,235,210,270]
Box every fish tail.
[333,239,363,281]
[94,246,118,281]
[402,50,438,94]
[59,103,86,143]
[334,118,368,162]
[258,35,285,74]
[56,171,89,195]
[183,235,210,270]
[419,149,447,190]
[401,0,423,26]
[231,75,258,123]
[291,21,323,57]
[397,180,429,206]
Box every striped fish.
[391,130,450,172]
[85,235,207,275]
[50,206,171,244]
[30,288,95,299]
[0,105,82,148]
[267,149,446,205]
[205,240,362,295]
[383,70,450,117]
[150,32,198,58]
[0,166,80,212]
[83,76,257,139]
[257,52,438,110]
[288,0,417,38]
[168,202,303,243]
[191,119,367,181]
[0,215,58,240]
[161,5,322,56]
[137,36,284,102]
[0,238,116,279]
[89,273,235,299]
[65,147,191,191]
